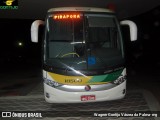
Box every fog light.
[46,92,50,98]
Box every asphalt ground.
[0,83,160,120]
[0,64,160,119]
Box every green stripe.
[88,69,123,83]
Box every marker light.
[18,42,22,46]
[18,42,23,47]
[53,13,81,20]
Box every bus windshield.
[44,13,124,72]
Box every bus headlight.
[44,78,62,88]
[112,75,126,85]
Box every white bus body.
[31,7,137,103]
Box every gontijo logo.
[5,0,14,6]
[0,0,18,9]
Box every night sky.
[0,19,41,70]
[128,6,160,75]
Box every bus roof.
[48,7,114,13]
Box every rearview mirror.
[31,20,44,43]
[120,20,137,41]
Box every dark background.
[0,2,160,97]
[1,6,160,73]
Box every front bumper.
[44,81,126,103]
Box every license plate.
[81,95,96,101]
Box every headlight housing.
[112,75,126,85]
[44,78,62,88]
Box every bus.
[31,7,137,103]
